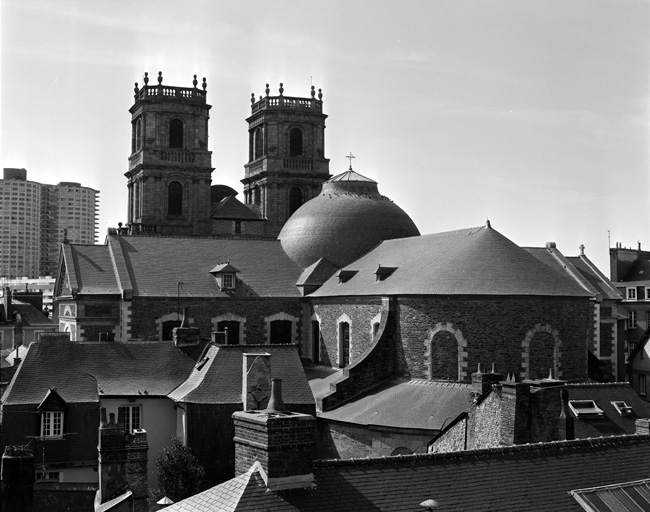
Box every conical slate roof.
[279,170,420,269]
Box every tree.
[154,438,207,502]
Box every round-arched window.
[289,187,302,216]
[168,181,183,215]
[254,127,264,159]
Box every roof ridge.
[566,382,631,388]
[314,434,650,468]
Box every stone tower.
[126,72,213,236]
[242,83,330,237]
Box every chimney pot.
[266,378,287,413]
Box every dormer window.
[611,401,633,415]
[375,265,398,282]
[210,263,240,291]
[37,387,67,439]
[337,269,358,284]
[568,400,604,417]
[626,287,637,301]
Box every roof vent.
[611,401,633,415]
[375,265,398,282]
[568,400,604,417]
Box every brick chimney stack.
[173,308,200,347]
[471,363,504,396]
[96,408,148,512]
[233,379,316,491]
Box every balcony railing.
[134,85,206,103]
[251,96,322,114]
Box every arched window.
[270,320,292,344]
[253,186,260,205]
[289,187,302,216]
[312,320,320,365]
[339,321,350,368]
[217,321,240,345]
[289,128,303,157]
[169,119,183,148]
[168,181,183,216]
[254,127,263,159]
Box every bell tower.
[242,83,330,237]
[126,71,213,236]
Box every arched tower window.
[289,128,303,157]
[253,186,260,205]
[169,119,184,149]
[289,187,303,216]
[168,181,183,216]
[339,321,350,368]
[254,127,264,159]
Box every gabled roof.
[318,379,471,430]
[163,462,299,512]
[295,258,339,287]
[210,195,264,221]
[311,225,593,297]
[566,255,622,300]
[61,244,121,295]
[566,382,650,437]
[168,435,650,512]
[1,300,53,327]
[168,344,314,405]
[106,235,302,297]
[3,339,196,405]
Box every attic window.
[375,265,398,282]
[611,401,633,415]
[336,269,358,284]
[210,263,240,291]
[568,400,604,417]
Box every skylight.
[611,401,633,415]
[568,400,604,417]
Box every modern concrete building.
[0,168,99,279]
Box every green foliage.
[154,438,208,503]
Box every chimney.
[12,321,24,350]
[558,388,575,440]
[1,446,35,512]
[97,408,148,511]
[242,353,271,411]
[172,308,200,347]
[233,379,315,491]
[635,418,650,436]
[499,374,531,445]
[471,363,504,396]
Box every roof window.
[611,401,633,415]
[210,262,240,291]
[568,400,604,417]
[337,269,358,284]
[375,265,398,282]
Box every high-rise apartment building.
[0,168,99,278]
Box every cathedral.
[54,72,595,386]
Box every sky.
[2,0,648,274]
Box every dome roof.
[279,170,420,268]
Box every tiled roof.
[67,244,121,295]
[621,258,650,283]
[169,344,314,405]
[566,382,650,437]
[164,462,299,512]
[169,435,650,512]
[106,235,302,297]
[318,379,471,430]
[3,339,196,405]
[565,256,621,300]
[211,195,264,221]
[312,225,593,297]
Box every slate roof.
[621,258,650,283]
[318,379,471,430]
[169,344,314,405]
[211,195,264,221]
[312,225,593,297]
[166,435,650,512]
[66,244,121,295]
[62,235,303,298]
[566,382,650,437]
[0,300,54,327]
[565,256,622,300]
[3,339,196,405]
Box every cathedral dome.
[279,170,420,268]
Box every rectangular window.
[41,411,63,438]
[640,375,647,396]
[626,287,637,301]
[628,311,637,329]
[646,288,650,301]
[222,273,234,289]
[118,405,142,432]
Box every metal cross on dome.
[346,152,356,170]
